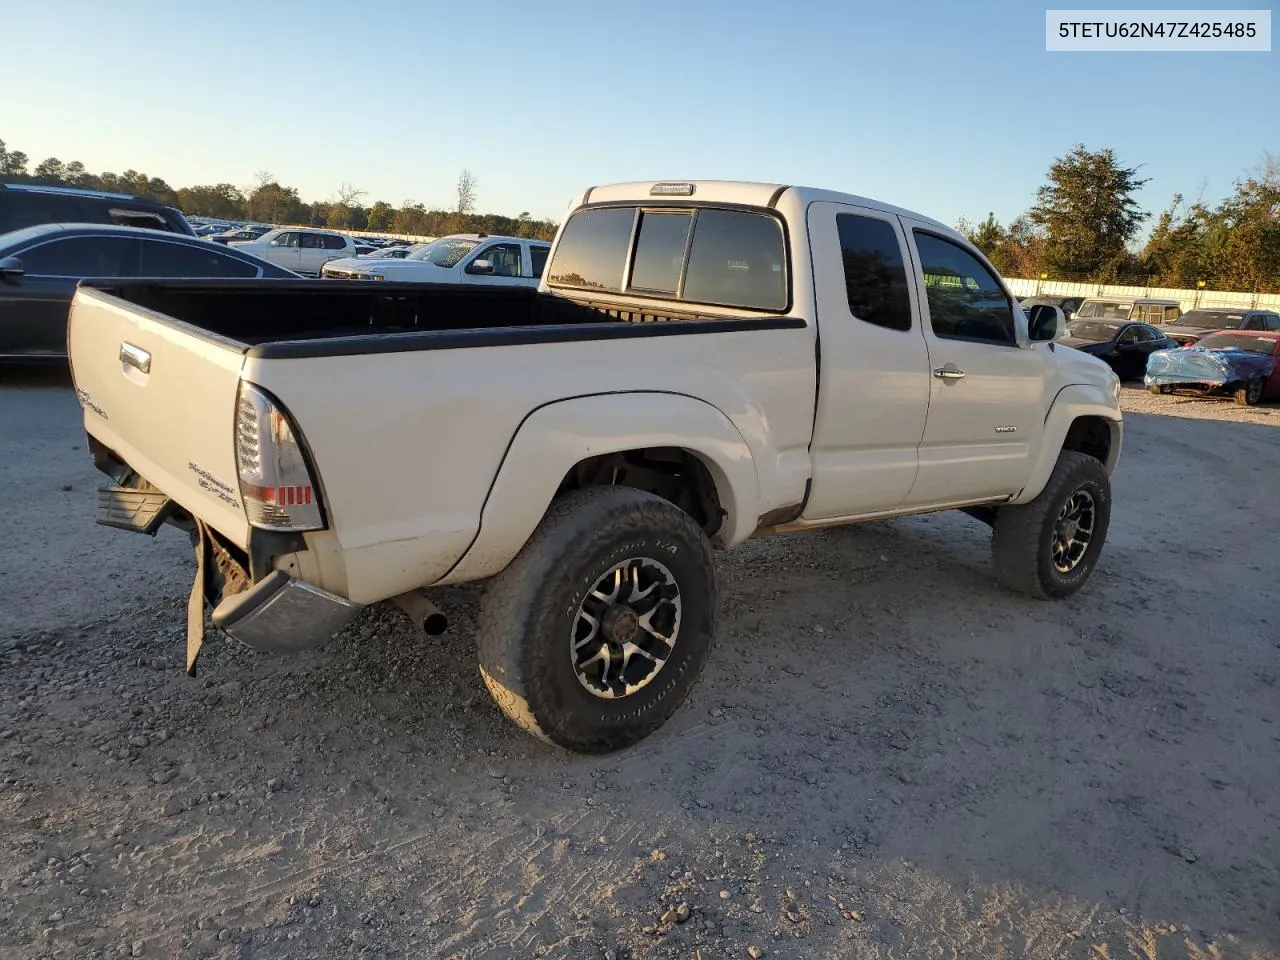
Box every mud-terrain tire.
[991,450,1111,600]
[476,486,716,753]
[1235,378,1264,406]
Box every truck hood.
[1054,338,1121,389]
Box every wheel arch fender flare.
[437,392,761,585]
[1011,383,1123,505]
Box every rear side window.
[138,240,258,277]
[629,211,692,294]
[1163,305,1180,323]
[913,232,1016,346]
[548,207,634,291]
[322,234,347,250]
[529,245,550,278]
[836,214,911,331]
[682,210,786,311]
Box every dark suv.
[0,183,195,236]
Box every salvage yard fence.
[1005,277,1280,312]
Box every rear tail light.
[235,383,325,531]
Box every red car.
[1148,331,1280,405]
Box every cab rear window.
[548,204,787,311]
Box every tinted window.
[138,240,258,277]
[1266,314,1280,331]
[683,210,786,311]
[323,234,347,250]
[914,232,1016,345]
[478,243,522,277]
[836,214,911,331]
[300,233,324,249]
[548,207,634,291]
[109,208,172,231]
[629,211,692,294]
[19,236,139,277]
[530,245,550,278]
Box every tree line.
[0,138,559,241]
[957,145,1280,293]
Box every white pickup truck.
[68,179,1122,754]
[320,233,551,286]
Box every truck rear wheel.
[991,450,1111,600]
[476,486,717,753]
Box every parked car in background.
[353,243,377,256]
[359,244,420,259]
[1059,318,1176,379]
[1020,295,1084,320]
[1159,308,1280,346]
[229,227,356,276]
[1073,297,1182,325]
[210,225,271,245]
[0,183,195,236]
[321,233,550,284]
[0,223,298,359]
[1146,331,1280,406]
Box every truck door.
[800,202,931,519]
[898,218,1052,506]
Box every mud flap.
[186,520,212,677]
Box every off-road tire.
[1235,378,1264,407]
[476,487,717,753]
[991,450,1111,600]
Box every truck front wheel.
[476,487,717,753]
[991,451,1111,600]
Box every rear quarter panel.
[246,323,816,604]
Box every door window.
[478,243,523,277]
[322,234,348,250]
[836,213,911,331]
[272,232,300,248]
[912,232,1016,345]
[18,236,140,277]
[301,233,326,249]
[1163,305,1181,323]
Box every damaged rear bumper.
[212,570,360,654]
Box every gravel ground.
[1,369,1278,960]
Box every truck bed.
[80,279,769,359]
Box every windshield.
[1076,300,1131,320]
[406,237,479,267]
[1177,309,1248,330]
[1196,333,1276,354]
[1065,320,1123,342]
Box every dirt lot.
[2,368,1278,960]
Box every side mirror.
[0,256,24,285]
[1027,304,1064,342]
[466,258,494,275]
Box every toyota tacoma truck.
[68,179,1123,754]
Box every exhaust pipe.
[391,589,448,636]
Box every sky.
[1,0,1276,230]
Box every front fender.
[1011,383,1122,505]
[436,392,761,584]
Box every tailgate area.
[68,287,252,548]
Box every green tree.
[1141,194,1209,286]
[1029,145,1150,279]
[366,201,395,232]
[176,183,247,220]
[1210,155,1280,292]
[960,212,1006,260]
[0,140,29,178]
[33,157,66,184]
[247,181,306,224]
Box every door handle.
[120,341,151,374]
[933,366,965,380]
